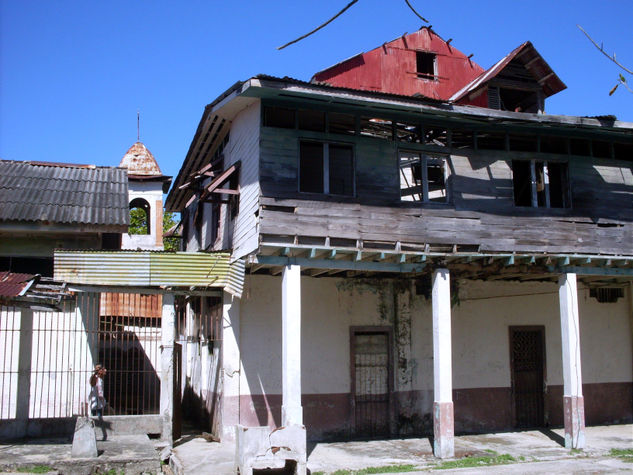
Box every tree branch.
[277,0,359,50]
[577,25,633,75]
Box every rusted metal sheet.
[54,250,245,297]
[119,142,164,177]
[0,271,35,297]
[100,292,162,318]
[312,28,485,101]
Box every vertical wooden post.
[559,273,585,449]
[432,268,454,458]
[221,291,241,441]
[282,265,303,426]
[160,293,176,444]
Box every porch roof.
[249,242,633,286]
[54,250,245,297]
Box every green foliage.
[312,465,416,475]
[16,466,54,474]
[163,210,179,251]
[129,207,148,235]
[610,448,633,462]
[434,453,516,470]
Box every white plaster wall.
[122,181,164,251]
[237,275,632,398]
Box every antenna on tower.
[137,110,140,141]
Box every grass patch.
[434,454,516,470]
[312,465,417,475]
[16,466,54,474]
[610,448,633,462]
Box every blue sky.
[1,1,632,181]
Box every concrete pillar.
[432,268,454,458]
[559,273,585,449]
[282,265,303,426]
[16,308,33,422]
[160,293,176,444]
[221,291,241,441]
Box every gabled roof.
[450,41,566,103]
[0,160,129,229]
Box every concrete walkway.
[0,434,162,475]
[170,424,632,474]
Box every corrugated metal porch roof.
[54,250,245,298]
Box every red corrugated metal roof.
[0,271,36,297]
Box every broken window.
[590,287,624,303]
[263,106,296,129]
[399,151,448,203]
[512,160,570,208]
[360,117,393,140]
[395,122,422,143]
[423,125,449,147]
[416,51,436,79]
[299,141,354,196]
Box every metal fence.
[0,291,162,420]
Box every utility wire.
[404,0,429,23]
[277,0,359,50]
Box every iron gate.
[510,326,545,428]
[350,327,392,438]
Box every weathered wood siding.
[259,126,633,255]
[223,101,261,258]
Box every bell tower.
[119,142,171,250]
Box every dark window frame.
[399,150,450,204]
[298,139,355,197]
[511,159,571,209]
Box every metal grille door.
[351,329,392,438]
[510,327,545,428]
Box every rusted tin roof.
[450,41,566,103]
[54,250,245,298]
[0,271,36,297]
[119,142,164,177]
[0,160,129,229]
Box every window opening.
[129,198,151,235]
[329,112,356,135]
[614,142,633,160]
[451,129,474,149]
[590,287,624,303]
[299,141,353,196]
[399,151,448,203]
[423,126,449,147]
[509,134,537,152]
[592,140,611,159]
[416,51,436,79]
[512,160,569,208]
[360,117,393,140]
[263,106,296,129]
[395,122,421,143]
[540,136,568,154]
[570,139,591,156]
[477,131,506,150]
[298,109,325,132]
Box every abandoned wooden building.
[162,27,632,464]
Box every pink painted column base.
[563,395,585,449]
[433,401,454,458]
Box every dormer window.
[416,51,436,80]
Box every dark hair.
[90,374,98,387]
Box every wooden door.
[510,326,545,428]
[350,327,392,439]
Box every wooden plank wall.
[259,126,633,256]
[214,101,261,258]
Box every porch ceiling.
[248,242,633,285]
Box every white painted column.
[16,309,33,423]
[160,293,176,444]
[282,265,303,426]
[221,291,241,441]
[432,268,454,458]
[559,273,585,449]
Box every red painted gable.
[312,28,485,101]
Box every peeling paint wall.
[232,274,632,439]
